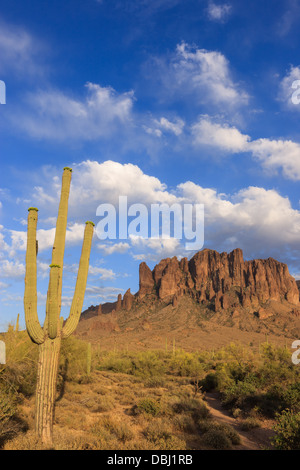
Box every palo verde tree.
[24,167,94,446]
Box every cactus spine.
[24,168,94,445]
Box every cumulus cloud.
[97,242,130,255]
[9,222,86,254]
[148,42,249,109]
[179,181,300,263]
[12,83,134,141]
[0,260,25,279]
[88,265,116,280]
[40,160,179,223]
[192,115,250,152]
[192,116,300,180]
[2,160,300,277]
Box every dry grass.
[2,333,295,450]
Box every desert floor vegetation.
[1,327,299,450]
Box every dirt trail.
[204,393,275,450]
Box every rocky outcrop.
[123,289,135,311]
[138,262,155,298]
[137,248,299,311]
[97,304,102,316]
[116,294,122,312]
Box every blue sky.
[1,0,300,330]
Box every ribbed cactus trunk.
[24,167,94,447]
[35,337,61,445]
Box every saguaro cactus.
[24,167,94,445]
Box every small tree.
[24,167,94,446]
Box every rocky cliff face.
[137,248,299,311]
[81,248,299,327]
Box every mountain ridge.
[76,248,300,349]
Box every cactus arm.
[48,265,61,339]
[24,208,44,344]
[45,167,72,334]
[62,221,94,338]
[51,168,72,267]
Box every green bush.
[272,410,300,450]
[200,372,218,392]
[145,376,165,388]
[144,419,186,450]
[240,417,261,431]
[172,398,210,420]
[137,398,161,416]
[198,420,240,445]
[0,385,17,424]
[202,428,232,450]
[221,380,258,410]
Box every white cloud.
[192,116,300,180]
[154,117,185,136]
[249,138,300,180]
[207,2,232,22]
[130,235,182,261]
[0,18,46,77]
[88,265,116,280]
[151,42,249,109]
[2,160,300,275]
[9,222,86,254]
[0,260,25,279]
[13,83,134,141]
[179,181,300,258]
[97,242,130,255]
[192,115,250,152]
[85,285,123,302]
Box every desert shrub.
[0,385,17,423]
[172,397,210,421]
[97,351,167,378]
[172,415,197,434]
[202,428,232,450]
[59,336,90,382]
[221,381,258,410]
[92,416,134,443]
[272,410,300,450]
[232,408,242,418]
[169,350,204,377]
[200,372,218,392]
[137,398,161,416]
[88,395,116,413]
[144,419,186,450]
[0,383,26,448]
[145,376,165,388]
[1,330,38,397]
[197,420,240,445]
[240,417,261,431]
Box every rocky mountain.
[77,248,300,349]
[138,248,299,311]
